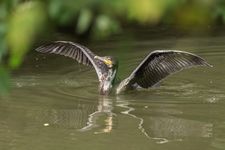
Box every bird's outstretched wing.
[36,41,102,80]
[125,50,212,88]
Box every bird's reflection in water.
[116,97,155,140]
[116,96,170,144]
[30,95,213,143]
[116,96,213,144]
[79,96,115,134]
[26,96,115,133]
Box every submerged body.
[36,41,212,95]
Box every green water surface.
[0,33,224,150]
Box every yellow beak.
[104,59,112,66]
[94,56,112,66]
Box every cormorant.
[36,41,212,95]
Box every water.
[1,33,225,150]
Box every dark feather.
[36,41,95,66]
[127,50,212,88]
[35,41,103,80]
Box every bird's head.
[94,56,118,95]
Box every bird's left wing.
[36,41,103,80]
[124,50,212,88]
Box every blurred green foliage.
[0,0,225,94]
[8,1,47,68]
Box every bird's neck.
[106,69,117,85]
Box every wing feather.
[126,50,212,88]
[36,41,102,80]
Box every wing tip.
[204,62,213,67]
[35,46,46,53]
[35,41,58,53]
[197,57,213,68]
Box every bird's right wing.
[36,41,102,80]
[124,50,212,88]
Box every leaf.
[76,8,93,34]
[7,1,47,69]
[126,0,166,24]
[0,23,7,61]
[48,0,64,20]
[93,15,121,39]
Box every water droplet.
[43,123,49,127]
